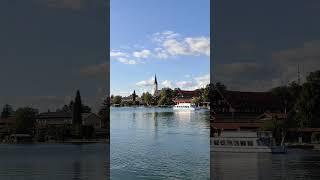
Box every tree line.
[110,86,214,106]
[0,91,110,140]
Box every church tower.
[153,74,158,96]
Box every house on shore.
[173,89,210,108]
[210,90,320,143]
[211,90,283,130]
[36,112,103,129]
[35,111,106,141]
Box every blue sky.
[110,0,210,96]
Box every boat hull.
[211,145,286,153]
[173,107,198,111]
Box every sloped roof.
[37,112,72,119]
[220,90,282,110]
[176,89,199,98]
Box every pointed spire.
[154,74,158,84]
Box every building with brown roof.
[211,90,284,131]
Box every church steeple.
[153,74,158,96]
[154,74,158,84]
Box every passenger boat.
[173,102,199,111]
[210,131,286,153]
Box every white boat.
[211,131,286,153]
[173,102,199,111]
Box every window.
[220,140,225,145]
[233,141,239,146]
[214,140,219,145]
[240,141,246,146]
[227,140,233,146]
[247,141,253,146]
[257,140,262,146]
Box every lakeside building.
[36,112,102,129]
[173,89,211,108]
[210,89,320,143]
[173,90,200,106]
[211,90,283,132]
[35,111,106,141]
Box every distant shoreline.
[1,139,109,145]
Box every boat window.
[220,140,225,145]
[233,141,239,146]
[227,140,233,146]
[256,140,262,146]
[247,141,253,146]
[240,141,246,146]
[214,140,219,145]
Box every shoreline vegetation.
[211,70,320,148]
[0,90,109,144]
[110,86,212,108]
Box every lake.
[0,143,109,180]
[211,149,320,180]
[110,107,210,180]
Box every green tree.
[81,105,92,113]
[192,97,202,106]
[98,97,110,129]
[158,88,174,105]
[112,96,122,105]
[132,90,137,102]
[141,92,153,105]
[262,115,288,146]
[1,104,14,118]
[295,71,320,128]
[14,107,38,135]
[57,100,91,113]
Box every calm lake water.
[110,107,210,180]
[211,149,320,180]
[0,144,109,180]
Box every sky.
[110,0,210,96]
[212,0,320,91]
[0,0,108,112]
[3,0,318,111]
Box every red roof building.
[211,90,284,131]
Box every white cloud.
[133,49,151,58]
[111,31,210,65]
[136,77,154,87]
[152,31,210,58]
[151,31,180,43]
[175,74,209,90]
[110,50,138,65]
[176,81,194,89]
[117,57,137,65]
[154,48,169,59]
[185,37,210,56]
[161,80,173,88]
[163,39,189,56]
[194,74,210,89]
[110,50,128,57]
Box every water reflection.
[211,149,320,180]
[0,144,110,180]
[111,107,210,180]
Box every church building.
[153,74,160,96]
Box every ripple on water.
[111,107,210,180]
